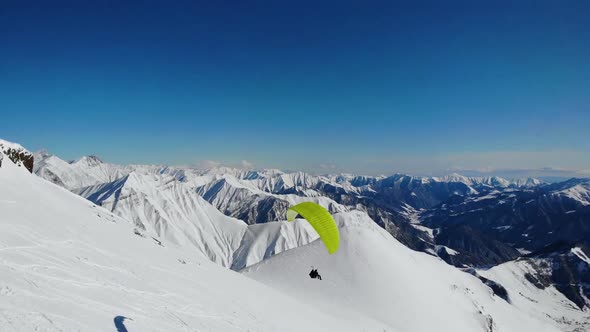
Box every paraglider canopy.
[286,202,340,254]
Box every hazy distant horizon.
[16,138,585,181]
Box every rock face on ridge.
[0,139,34,173]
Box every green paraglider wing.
[286,202,340,254]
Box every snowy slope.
[74,172,248,268]
[435,173,542,189]
[478,260,590,331]
[74,171,323,269]
[0,150,389,332]
[552,180,590,206]
[244,171,321,193]
[34,148,577,271]
[8,140,586,331]
[231,219,318,270]
[0,139,26,152]
[196,175,348,225]
[512,177,543,188]
[243,211,562,332]
[33,151,134,189]
[33,151,183,190]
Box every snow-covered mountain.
[243,211,588,331]
[511,241,590,311]
[512,177,543,188]
[0,147,386,331]
[548,178,590,206]
[72,170,321,269]
[479,244,590,330]
[31,147,586,265]
[421,179,590,266]
[22,140,590,320]
[3,147,588,331]
[34,150,138,189]
[195,175,348,225]
[436,173,541,189]
[32,150,337,269]
[74,171,247,267]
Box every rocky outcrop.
[0,139,34,173]
[521,241,590,310]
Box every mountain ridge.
[1,138,589,330]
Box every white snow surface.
[0,139,27,153]
[33,151,137,189]
[195,175,348,223]
[72,171,321,269]
[555,182,590,206]
[243,211,559,332]
[512,177,543,188]
[2,143,586,331]
[74,171,247,268]
[0,151,388,332]
[231,219,319,270]
[479,261,590,331]
[435,173,539,188]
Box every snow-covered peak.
[243,170,321,193]
[1,148,378,331]
[74,171,249,267]
[512,177,543,188]
[195,173,348,225]
[434,173,541,189]
[258,168,285,177]
[553,180,590,206]
[466,175,511,187]
[33,152,146,190]
[33,149,52,165]
[436,172,473,184]
[73,155,104,167]
[0,138,27,152]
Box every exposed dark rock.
[463,268,510,303]
[422,182,590,263]
[435,224,520,266]
[0,142,34,173]
[520,241,590,309]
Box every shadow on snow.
[114,316,132,332]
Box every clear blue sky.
[1,1,589,176]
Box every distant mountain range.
[1,138,588,330]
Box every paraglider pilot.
[309,267,322,280]
[285,202,338,282]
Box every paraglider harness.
[309,267,322,280]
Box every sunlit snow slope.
[74,172,247,268]
[243,211,561,332]
[479,260,590,331]
[73,171,322,269]
[0,151,388,332]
